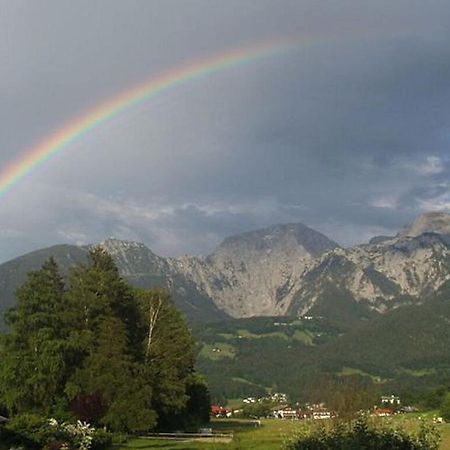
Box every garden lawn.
[119,419,297,450]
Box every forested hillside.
[194,297,450,405]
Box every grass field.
[119,418,450,450]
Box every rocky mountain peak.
[400,211,450,238]
[212,222,339,259]
[99,237,149,253]
[98,238,166,276]
[174,223,339,318]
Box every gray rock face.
[172,223,338,317]
[399,211,450,237]
[289,214,450,318]
[98,238,228,322]
[2,213,450,324]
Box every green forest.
[0,249,209,447]
[193,300,450,408]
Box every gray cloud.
[1,1,450,261]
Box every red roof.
[373,408,393,416]
[211,405,229,415]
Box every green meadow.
[119,418,450,450]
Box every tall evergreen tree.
[66,247,143,354]
[0,258,71,414]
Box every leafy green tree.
[440,392,450,421]
[68,316,155,432]
[242,401,273,418]
[183,374,211,426]
[65,248,142,350]
[0,258,72,414]
[168,373,211,429]
[137,289,197,429]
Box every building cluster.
[272,403,333,420]
[371,394,420,417]
[242,392,288,404]
[211,393,335,420]
[211,392,431,421]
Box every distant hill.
[0,244,89,329]
[193,297,450,402]
[0,241,226,328]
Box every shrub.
[90,428,113,450]
[440,392,450,421]
[3,415,111,450]
[0,424,39,449]
[47,418,95,450]
[5,413,49,447]
[284,416,440,450]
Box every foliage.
[5,412,50,446]
[307,377,379,419]
[90,428,113,450]
[441,392,450,421]
[284,417,440,450]
[182,374,211,428]
[0,414,100,450]
[4,415,101,450]
[70,392,107,425]
[241,400,273,418]
[46,418,95,450]
[0,426,37,449]
[0,249,209,433]
[0,258,71,414]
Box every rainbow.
[0,39,295,198]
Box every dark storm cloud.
[2,0,450,260]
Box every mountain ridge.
[1,213,450,325]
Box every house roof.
[373,408,392,415]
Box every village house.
[381,395,400,406]
[372,408,393,417]
[210,405,231,418]
[269,392,288,403]
[304,403,333,420]
[272,406,298,419]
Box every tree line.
[0,248,210,433]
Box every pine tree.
[66,247,143,354]
[0,258,71,413]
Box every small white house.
[381,395,400,405]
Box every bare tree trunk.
[145,293,163,363]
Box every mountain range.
[1,211,450,326]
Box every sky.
[1,0,450,262]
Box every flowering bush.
[46,418,94,450]
[3,415,111,450]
